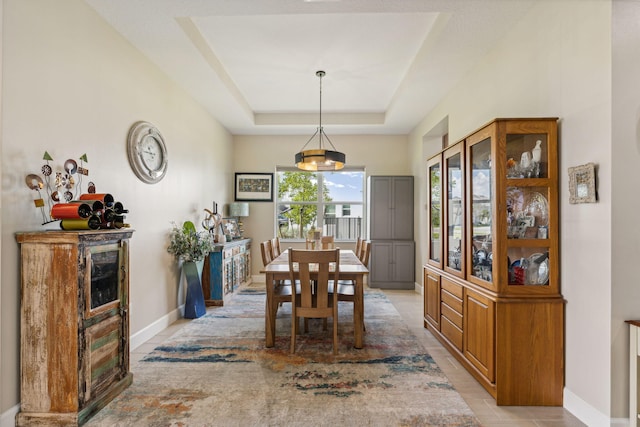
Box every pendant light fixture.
[295,70,346,171]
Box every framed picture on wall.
[568,163,597,204]
[234,172,273,202]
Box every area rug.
[86,287,480,427]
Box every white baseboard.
[563,387,626,427]
[252,274,265,283]
[415,281,423,295]
[130,305,183,350]
[1,404,19,427]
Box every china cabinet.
[15,230,134,426]
[202,238,252,306]
[424,118,563,406]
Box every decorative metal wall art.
[24,151,130,229]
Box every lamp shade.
[229,202,249,217]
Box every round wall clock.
[127,121,168,184]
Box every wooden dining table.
[261,249,369,349]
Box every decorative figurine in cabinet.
[15,229,134,426]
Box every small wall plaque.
[568,163,597,204]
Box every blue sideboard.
[202,238,252,306]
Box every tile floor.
[383,289,586,427]
[130,288,586,427]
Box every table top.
[261,249,368,274]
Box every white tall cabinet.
[368,176,415,289]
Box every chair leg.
[291,312,297,354]
[332,310,338,355]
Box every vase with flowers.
[167,220,214,318]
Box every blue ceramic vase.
[183,261,206,319]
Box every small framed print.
[568,163,597,204]
[234,173,273,202]
[221,218,240,239]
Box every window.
[276,167,365,241]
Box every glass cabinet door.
[468,136,494,285]
[444,146,464,277]
[427,157,442,267]
[503,121,557,294]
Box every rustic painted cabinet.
[202,238,252,306]
[424,118,564,406]
[15,229,134,426]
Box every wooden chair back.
[355,237,363,259]
[260,240,274,267]
[321,235,335,249]
[359,241,371,267]
[270,237,281,257]
[288,248,340,354]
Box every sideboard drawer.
[441,277,463,299]
[441,315,463,351]
[441,302,463,329]
[441,289,463,314]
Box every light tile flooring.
[130,288,586,427]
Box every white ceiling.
[84,0,536,135]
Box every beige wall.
[612,0,640,422]
[232,134,410,278]
[1,0,233,414]
[410,0,614,424]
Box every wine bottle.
[112,201,129,214]
[103,208,117,222]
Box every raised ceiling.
[85,0,536,135]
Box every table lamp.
[229,202,249,238]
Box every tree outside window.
[276,168,364,240]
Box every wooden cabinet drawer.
[441,315,463,351]
[441,277,463,298]
[441,302,463,329]
[441,289,463,314]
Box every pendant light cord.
[298,70,339,152]
[318,70,324,149]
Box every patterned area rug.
[87,288,480,427]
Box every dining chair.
[288,248,340,354]
[321,235,335,249]
[355,237,363,259]
[270,237,281,257]
[260,240,274,267]
[263,242,299,336]
[358,240,371,266]
[331,240,370,331]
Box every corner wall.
[409,0,613,423]
[1,0,232,414]
[612,0,640,422]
